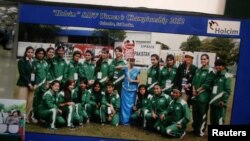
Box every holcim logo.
[207,20,240,35]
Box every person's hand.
[177,123,182,128]
[159,114,165,121]
[57,109,62,114]
[192,90,198,96]
[184,84,190,90]
[152,112,158,119]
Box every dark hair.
[50,80,60,89]
[23,46,34,59]
[63,80,75,102]
[73,50,82,58]
[150,54,160,80]
[85,50,94,61]
[115,46,122,52]
[46,47,54,53]
[92,81,103,94]
[35,48,46,58]
[201,54,209,60]
[166,54,175,62]
[106,82,114,87]
[76,77,88,103]
[214,59,226,67]
[56,46,65,54]
[95,48,109,73]
[137,84,148,98]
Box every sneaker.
[179,131,186,140]
[68,125,76,129]
[31,117,38,124]
[79,122,83,126]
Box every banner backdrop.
[16,2,250,140]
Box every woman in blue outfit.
[120,58,140,125]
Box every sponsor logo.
[207,20,240,35]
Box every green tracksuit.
[163,98,190,137]
[112,58,127,94]
[33,59,49,118]
[145,93,171,131]
[58,91,80,126]
[209,70,231,125]
[45,57,54,83]
[100,92,120,126]
[159,65,177,95]
[38,90,65,128]
[131,94,152,127]
[17,58,35,87]
[96,59,114,88]
[72,87,91,122]
[88,89,105,121]
[192,66,214,136]
[67,60,81,86]
[79,60,95,87]
[50,56,68,85]
[147,66,160,94]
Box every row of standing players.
[16,46,231,138]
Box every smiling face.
[85,52,92,61]
[200,54,209,67]
[37,51,45,60]
[172,90,181,100]
[56,47,65,58]
[47,49,55,59]
[51,82,60,92]
[26,48,34,59]
[154,85,162,95]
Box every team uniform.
[96,59,114,89]
[79,60,95,88]
[146,66,160,94]
[131,94,152,128]
[88,89,105,122]
[50,55,68,85]
[159,65,177,95]
[192,66,214,136]
[72,87,91,123]
[100,92,120,126]
[67,60,81,86]
[33,59,49,119]
[145,93,171,131]
[58,91,80,127]
[112,58,127,94]
[38,90,65,129]
[162,98,190,138]
[209,70,231,125]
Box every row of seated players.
[35,78,189,139]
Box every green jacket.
[33,59,48,92]
[96,59,114,85]
[209,70,231,106]
[89,89,105,108]
[17,58,34,87]
[159,65,177,95]
[39,90,59,111]
[73,87,91,107]
[51,56,68,83]
[45,57,54,82]
[192,67,214,102]
[135,94,152,111]
[79,60,95,81]
[149,93,172,115]
[147,65,160,94]
[112,58,127,85]
[101,92,120,112]
[164,97,190,129]
[67,60,81,81]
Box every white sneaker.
[31,117,38,123]
[179,131,186,140]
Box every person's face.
[129,59,135,66]
[201,56,209,66]
[57,48,65,57]
[26,49,34,59]
[68,83,75,91]
[85,52,92,61]
[166,58,174,66]
[115,49,122,58]
[106,86,114,94]
[47,49,54,59]
[185,56,193,64]
[13,112,18,116]
[37,51,45,60]
[154,85,162,95]
[73,54,81,62]
[101,51,108,59]
[79,82,87,90]
[139,87,146,96]
[151,56,158,66]
[172,91,181,100]
[215,65,224,72]
[52,83,60,92]
[94,84,101,93]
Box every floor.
[0,45,16,99]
